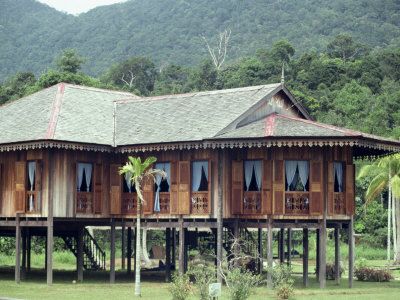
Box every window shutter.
[109,164,121,215]
[178,161,190,215]
[310,161,323,215]
[261,160,273,215]
[35,160,43,212]
[15,161,26,213]
[169,161,179,214]
[231,160,243,215]
[94,163,102,214]
[327,162,334,215]
[345,164,355,215]
[273,160,284,214]
[142,175,154,215]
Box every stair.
[62,228,106,271]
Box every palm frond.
[390,175,400,199]
[365,173,388,203]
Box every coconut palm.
[358,153,400,263]
[119,156,166,296]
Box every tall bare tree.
[202,29,231,70]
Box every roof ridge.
[63,83,138,97]
[276,114,360,136]
[45,83,65,139]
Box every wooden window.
[110,164,122,215]
[285,160,310,215]
[333,161,345,215]
[76,162,94,214]
[121,170,136,214]
[190,160,210,214]
[25,160,42,213]
[243,160,262,214]
[154,162,171,214]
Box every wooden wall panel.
[231,160,243,215]
[142,176,154,215]
[273,160,284,214]
[170,161,179,214]
[327,162,334,215]
[94,163,102,214]
[15,161,26,213]
[310,161,323,215]
[178,161,190,214]
[346,164,355,215]
[261,160,272,214]
[110,164,121,215]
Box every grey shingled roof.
[116,84,281,145]
[0,83,135,146]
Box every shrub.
[188,264,215,300]
[326,262,344,280]
[168,273,192,300]
[225,267,262,300]
[354,267,393,282]
[270,264,295,300]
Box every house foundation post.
[334,225,341,285]
[21,228,26,280]
[127,226,132,275]
[110,218,116,284]
[316,228,320,280]
[178,217,185,275]
[267,219,273,289]
[165,227,171,282]
[303,228,309,287]
[279,228,284,263]
[121,220,125,270]
[15,214,21,283]
[349,217,354,288]
[287,228,292,266]
[77,227,84,282]
[319,221,327,289]
[258,228,263,273]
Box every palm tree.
[358,154,400,263]
[119,156,166,296]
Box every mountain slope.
[0,0,399,81]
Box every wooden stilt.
[287,228,292,266]
[211,228,218,268]
[303,228,309,287]
[165,228,171,282]
[15,214,21,284]
[27,229,31,272]
[45,236,47,271]
[127,226,132,275]
[316,228,320,280]
[121,221,126,270]
[178,217,185,275]
[47,216,53,285]
[77,227,84,282]
[349,217,354,288]
[233,219,239,266]
[110,219,116,284]
[21,228,26,280]
[267,219,273,289]
[172,228,176,267]
[216,149,224,283]
[334,226,341,285]
[319,222,327,289]
[279,228,284,263]
[184,229,188,273]
[258,228,263,273]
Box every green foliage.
[55,49,85,73]
[326,262,344,280]
[354,267,393,282]
[187,264,215,300]
[271,264,295,300]
[225,267,262,300]
[168,273,192,300]
[276,283,294,300]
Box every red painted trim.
[264,113,276,136]
[45,83,65,139]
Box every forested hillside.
[1,0,400,80]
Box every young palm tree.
[358,154,400,263]
[119,156,166,296]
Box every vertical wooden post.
[348,217,354,288]
[45,236,48,271]
[319,222,327,289]
[165,228,171,282]
[110,219,116,284]
[334,226,341,285]
[21,228,26,280]
[121,221,126,270]
[47,212,54,285]
[303,228,309,287]
[279,228,284,263]
[287,228,292,266]
[217,149,223,283]
[184,229,188,273]
[27,229,31,272]
[127,226,132,275]
[316,228,320,280]
[267,219,273,289]
[258,228,263,273]
[172,228,176,267]
[211,228,218,269]
[77,227,84,282]
[178,217,185,275]
[15,214,21,283]
[233,219,239,266]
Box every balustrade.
[191,192,209,214]
[285,192,310,215]
[243,191,261,214]
[334,192,346,214]
[122,193,137,214]
[76,192,93,213]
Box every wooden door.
[142,175,154,215]
[310,161,323,215]
[273,160,284,214]
[169,161,179,214]
[261,160,273,214]
[178,161,190,214]
[345,164,355,215]
[327,162,334,215]
[93,163,102,214]
[15,161,26,213]
[109,164,121,215]
[231,160,243,215]
[35,161,42,212]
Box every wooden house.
[0,82,399,287]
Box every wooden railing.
[77,192,93,214]
[26,191,40,213]
[191,192,209,214]
[158,192,170,214]
[285,192,310,215]
[122,193,137,214]
[243,191,261,214]
[334,192,346,214]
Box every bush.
[270,264,295,300]
[326,262,344,280]
[188,264,215,300]
[354,267,393,282]
[225,267,262,300]
[168,273,192,300]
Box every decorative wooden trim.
[0,141,112,153]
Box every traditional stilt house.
[0,82,399,287]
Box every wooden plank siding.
[0,146,354,219]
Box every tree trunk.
[392,193,397,261]
[135,197,141,296]
[388,181,392,261]
[142,228,151,267]
[395,197,400,263]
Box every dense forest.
[1,0,400,80]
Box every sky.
[37,0,127,15]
